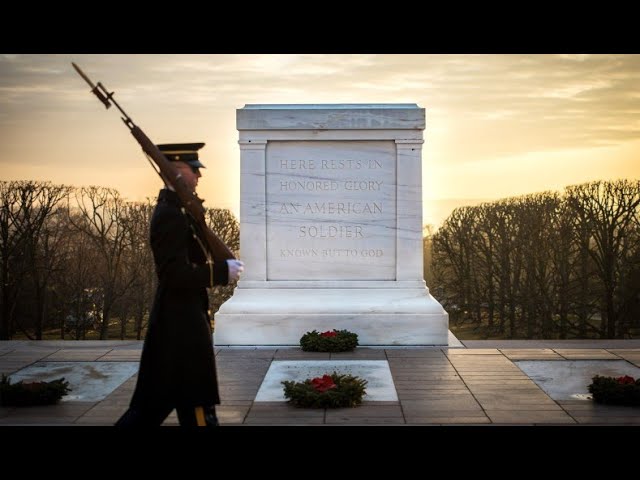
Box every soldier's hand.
[226,259,245,282]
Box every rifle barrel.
[72,62,236,262]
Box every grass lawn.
[12,318,147,341]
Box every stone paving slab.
[397,390,472,398]
[272,351,331,360]
[478,402,564,411]
[0,415,78,425]
[9,361,138,402]
[486,410,577,424]
[325,405,404,418]
[385,349,447,358]
[0,362,40,375]
[255,360,397,402]
[325,416,406,424]
[395,380,465,388]
[387,356,450,363]
[515,359,640,401]
[406,416,491,424]
[1,340,639,426]
[109,343,143,350]
[97,350,142,361]
[44,349,114,361]
[330,349,388,359]
[1,351,58,360]
[571,416,640,424]
[400,397,484,412]
[553,349,620,360]
[610,352,640,367]
[244,416,325,425]
[500,349,564,360]
[445,349,502,355]
[217,348,277,358]
[560,404,640,417]
[217,405,250,424]
[462,340,640,349]
[467,386,543,393]
[472,392,557,403]
[388,364,456,370]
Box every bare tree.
[205,207,240,319]
[433,180,640,340]
[0,181,70,339]
[549,196,575,338]
[0,181,22,339]
[31,193,73,339]
[474,204,497,330]
[566,180,640,338]
[423,224,436,289]
[55,207,101,340]
[67,187,136,339]
[205,208,240,252]
[118,199,155,340]
[616,222,640,336]
[432,206,481,326]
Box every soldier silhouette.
[115,143,244,427]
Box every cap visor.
[186,160,206,169]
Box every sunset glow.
[1,54,638,227]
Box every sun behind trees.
[0,180,239,340]
[429,179,640,340]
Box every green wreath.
[299,329,359,352]
[0,374,71,407]
[283,372,367,408]
[588,375,640,406]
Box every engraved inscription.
[266,141,396,280]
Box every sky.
[1,54,639,227]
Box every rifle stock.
[73,62,235,262]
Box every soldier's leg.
[176,405,219,427]
[114,404,174,427]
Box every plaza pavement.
[1,338,639,426]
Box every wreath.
[299,329,359,352]
[588,375,640,406]
[0,374,71,407]
[282,372,367,408]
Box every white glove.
[226,259,245,283]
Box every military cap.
[157,143,206,169]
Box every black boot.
[203,406,219,427]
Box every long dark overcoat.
[130,189,228,410]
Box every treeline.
[428,180,640,339]
[0,180,239,340]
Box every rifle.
[72,62,236,261]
